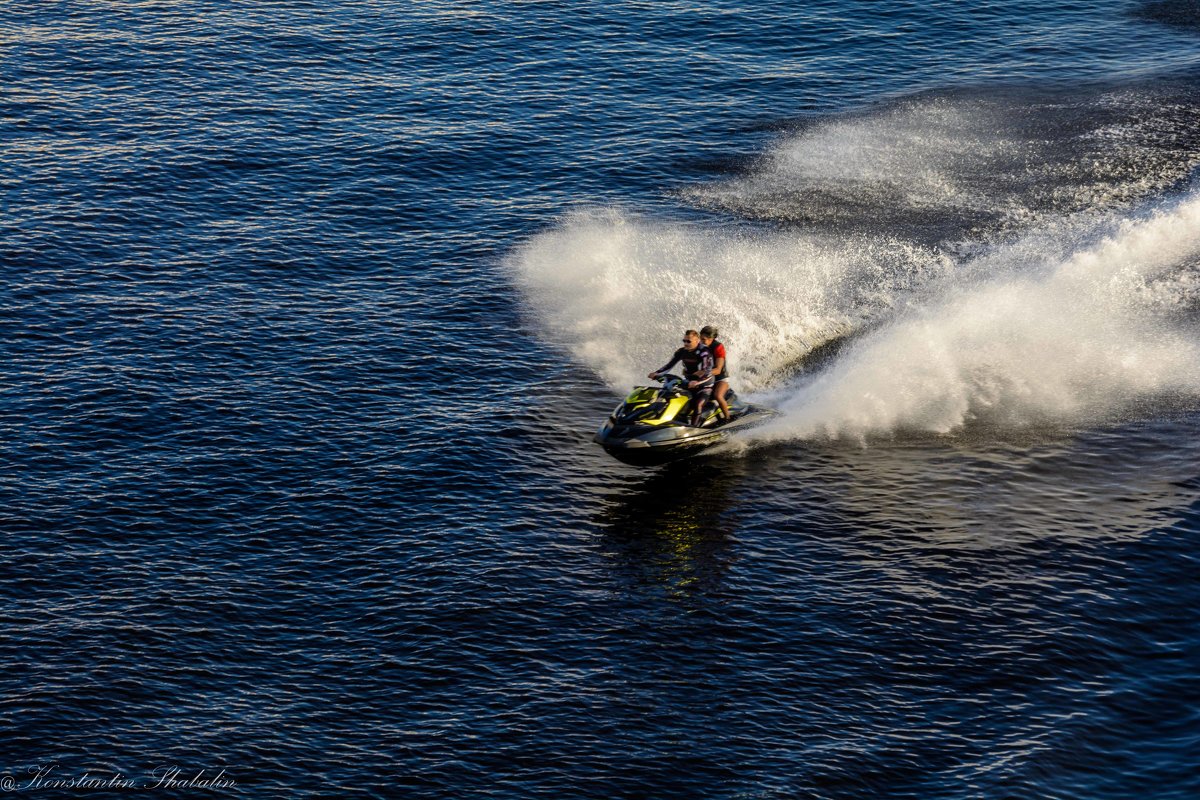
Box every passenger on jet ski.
[699,325,730,423]
[648,329,715,426]
[596,330,777,465]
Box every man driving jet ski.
[648,329,715,426]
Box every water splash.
[752,191,1200,442]
[685,85,1200,238]
[511,207,947,391]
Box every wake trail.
[511,85,1200,442]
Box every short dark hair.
[700,325,718,338]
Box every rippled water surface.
[5,1,1200,797]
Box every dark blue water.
[5,1,1200,797]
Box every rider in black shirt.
[649,329,715,426]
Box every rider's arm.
[651,351,681,377]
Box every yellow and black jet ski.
[593,374,776,466]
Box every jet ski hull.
[594,405,775,466]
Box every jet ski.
[594,374,777,466]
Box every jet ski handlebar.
[654,373,686,391]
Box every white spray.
[511,207,948,391]
[753,193,1200,441]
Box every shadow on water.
[594,457,748,599]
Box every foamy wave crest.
[510,207,949,391]
[750,190,1200,442]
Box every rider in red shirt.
[699,325,730,423]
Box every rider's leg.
[691,385,713,426]
[714,380,730,420]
